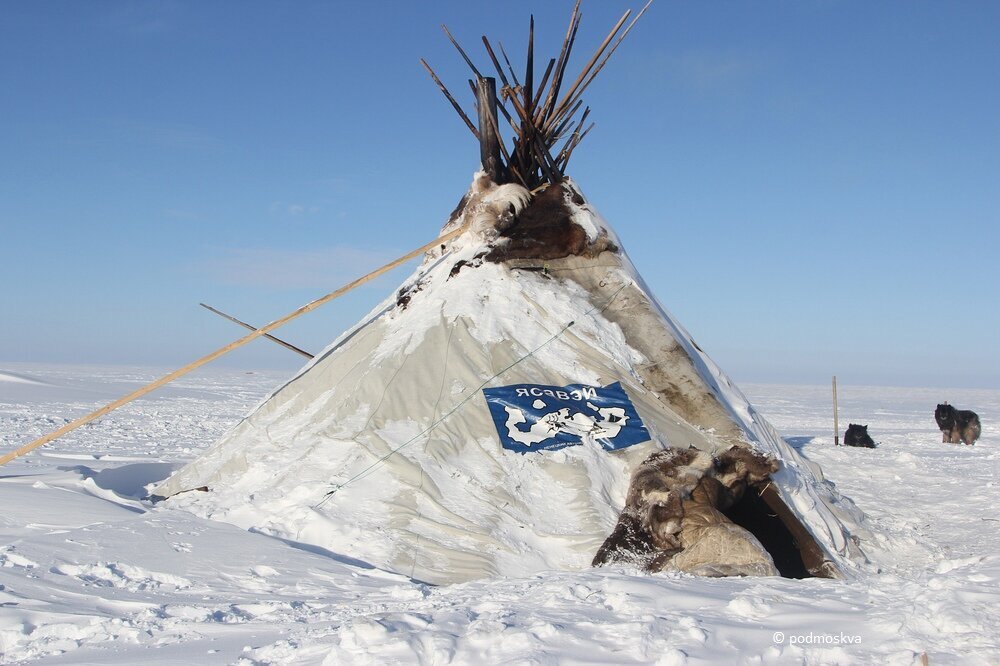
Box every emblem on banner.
[482,382,650,453]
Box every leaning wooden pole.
[0,222,471,467]
[832,375,840,446]
[476,76,507,183]
[200,303,314,359]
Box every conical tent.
[155,6,869,585]
[155,175,868,584]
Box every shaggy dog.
[843,424,876,448]
[934,403,982,445]
[592,446,779,576]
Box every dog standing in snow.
[934,403,981,445]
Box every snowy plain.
[0,364,997,664]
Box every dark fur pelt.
[592,445,778,571]
[843,424,876,448]
[935,403,981,445]
[483,182,616,263]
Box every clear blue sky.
[2,1,997,388]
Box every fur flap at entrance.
[593,446,780,577]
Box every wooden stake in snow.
[833,375,840,446]
[0,223,471,467]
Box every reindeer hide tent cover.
[155,5,868,584]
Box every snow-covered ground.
[1,364,997,664]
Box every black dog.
[935,403,981,445]
[843,424,876,448]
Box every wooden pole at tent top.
[832,375,840,446]
[476,76,507,184]
[0,222,471,467]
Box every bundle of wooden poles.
[421,0,652,189]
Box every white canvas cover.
[156,175,867,584]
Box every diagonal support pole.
[0,222,471,466]
[200,303,314,359]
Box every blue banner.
[482,381,651,453]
